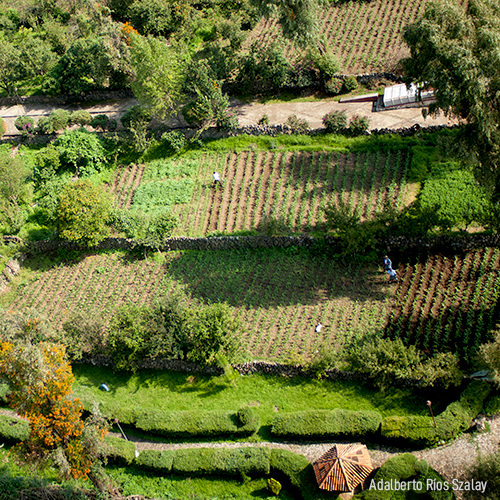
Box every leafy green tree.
[0,154,30,233]
[249,0,327,46]
[56,180,111,246]
[403,0,500,193]
[17,35,57,80]
[55,129,107,177]
[0,41,22,96]
[128,0,188,37]
[129,33,185,119]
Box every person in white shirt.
[213,172,222,189]
[315,323,323,333]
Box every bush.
[325,78,343,94]
[14,116,35,138]
[48,109,71,131]
[343,75,358,92]
[161,130,187,152]
[267,478,281,495]
[409,145,436,182]
[285,115,310,134]
[237,406,256,426]
[70,110,92,126]
[121,105,152,130]
[91,114,117,132]
[0,414,30,442]
[103,436,137,465]
[61,311,106,361]
[134,408,259,437]
[135,450,174,471]
[464,449,500,500]
[258,114,270,125]
[271,409,382,438]
[484,394,500,416]
[32,145,60,189]
[0,118,6,137]
[381,381,491,446]
[349,114,370,135]
[36,115,52,134]
[172,447,270,476]
[322,110,348,133]
[107,209,147,239]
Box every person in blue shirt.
[383,255,392,271]
[387,268,398,283]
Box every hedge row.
[381,380,491,446]
[0,414,30,443]
[271,409,383,438]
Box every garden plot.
[384,248,500,363]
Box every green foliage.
[135,450,174,471]
[184,302,240,365]
[142,158,200,181]
[0,154,30,234]
[267,478,282,496]
[0,118,5,137]
[349,115,370,136]
[70,110,92,126]
[56,180,111,246]
[285,115,310,134]
[91,114,117,132]
[0,413,30,443]
[131,179,195,211]
[161,130,187,152]
[325,77,343,95]
[14,116,35,138]
[409,145,437,182]
[55,129,107,176]
[134,408,259,437]
[129,34,185,119]
[322,110,348,133]
[48,109,71,132]
[419,163,490,230]
[306,46,341,81]
[0,41,22,96]
[271,409,382,438]
[172,447,270,476]
[464,449,500,500]
[120,105,152,130]
[258,114,270,125]
[483,394,500,416]
[343,76,358,92]
[348,337,462,389]
[381,381,491,446]
[103,436,137,465]
[478,330,500,388]
[61,311,106,361]
[128,0,187,37]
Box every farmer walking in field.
[213,171,223,189]
[383,255,392,272]
[315,323,323,333]
[387,268,399,284]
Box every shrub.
[409,145,436,181]
[103,436,137,465]
[172,447,270,476]
[35,115,52,134]
[343,75,358,92]
[14,116,35,138]
[91,114,117,132]
[135,450,174,471]
[61,311,106,361]
[48,109,71,131]
[322,110,348,133]
[32,145,60,189]
[134,408,259,437]
[0,118,6,137]
[271,409,382,438]
[0,414,30,443]
[237,406,256,426]
[107,208,146,239]
[325,77,343,94]
[381,381,491,446]
[267,478,281,495]
[464,449,500,500]
[285,115,310,134]
[484,394,500,416]
[70,110,92,126]
[161,130,186,152]
[349,114,370,135]
[258,114,270,125]
[121,105,152,129]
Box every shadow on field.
[166,248,391,308]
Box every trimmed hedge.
[171,447,271,476]
[270,449,331,500]
[354,453,453,500]
[381,381,490,446]
[272,409,382,438]
[103,436,137,465]
[134,408,259,437]
[136,449,174,471]
[0,414,30,443]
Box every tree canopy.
[403,0,500,191]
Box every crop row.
[385,249,500,362]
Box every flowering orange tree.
[0,341,108,481]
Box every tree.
[478,330,500,387]
[402,0,500,193]
[0,154,30,233]
[56,180,111,246]
[249,0,328,46]
[129,33,185,119]
[0,340,109,484]
[0,41,22,96]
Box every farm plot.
[244,0,429,73]
[111,149,411,236]
[2,249,393,361]
[385,248,500,363]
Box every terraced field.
[109,150,412,236]
[245,0,429,73]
